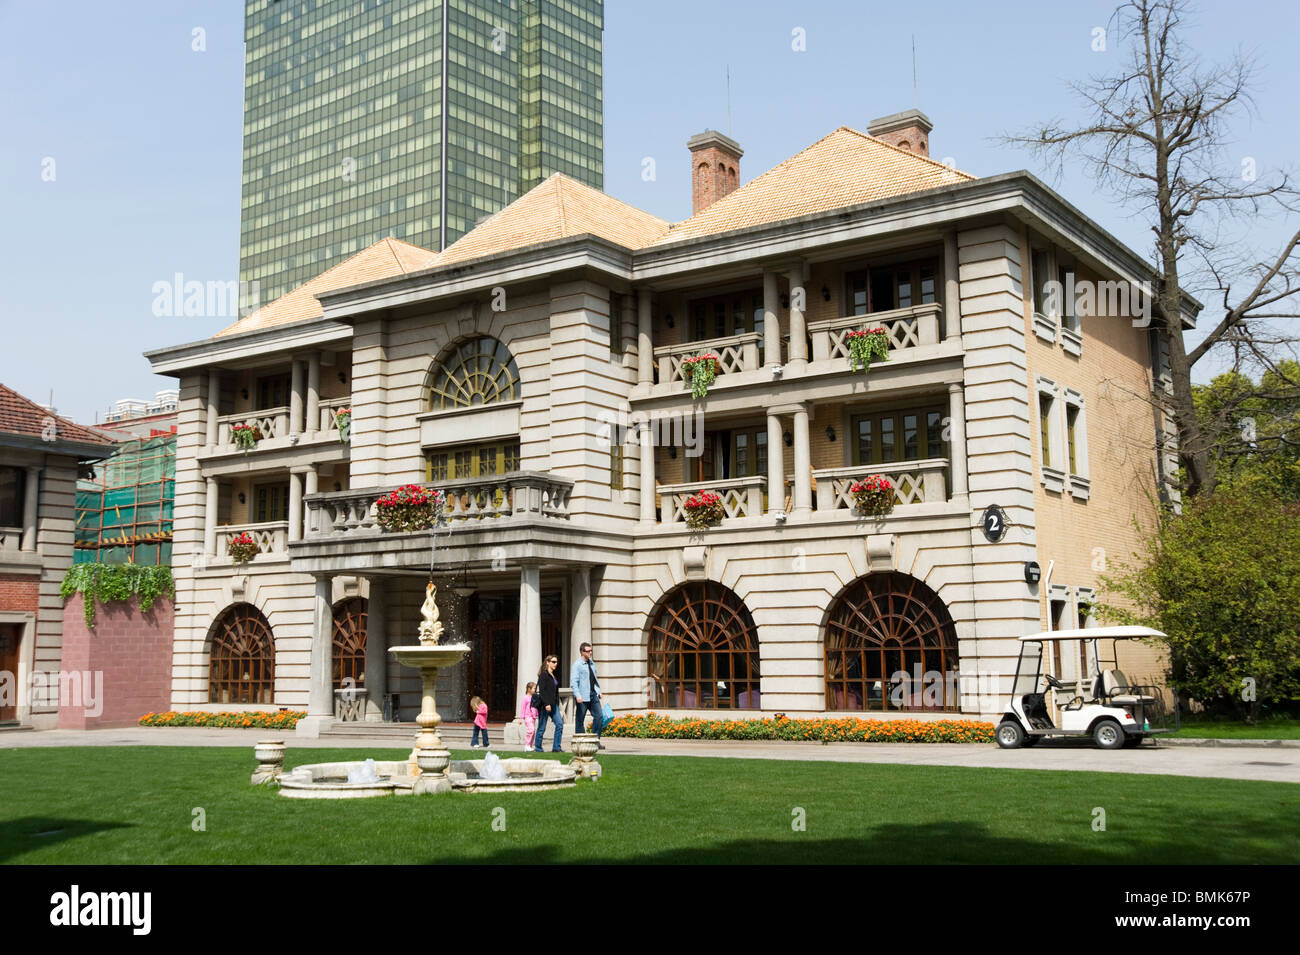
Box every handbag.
[601,700,613,722]
[530,692,541,711]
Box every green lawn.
[1,746,1295,864]
[1169,714,1300,739]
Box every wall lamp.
[821,285,831,302]
[240,387,249,400]
[783,431,793,447]
[664,313,674,328]
[338,371,348,384]
[826,426,836,442]
[668,447,677,459]
[238,492,246,504]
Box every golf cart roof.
[1019,625,1165,642]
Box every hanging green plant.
[680,353,720,400]
[60,564,175,628]
[231,423,260,453]
[846,327,890,375]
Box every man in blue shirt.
[570,642,605,749]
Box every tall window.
[846,258,938,315]
[688,290,763,341]
[852,405,947,465]
[647,582,761,709]
[426,441,520,481]
[332,597,367,691]
[0,467,26,527]
[254,482,288,523]
[256,373,291,410]
[209,604,275,704]
[426,336,521,410]
[824,572,959,712]
[1039,394,1054,469]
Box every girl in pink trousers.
[519,682,538,752]
[470,695,490,749]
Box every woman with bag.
[532,655,563,752]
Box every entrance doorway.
[0,624,21,722]
[467,590,562,721]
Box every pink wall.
[58,594,173,730]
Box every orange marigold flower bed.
[602,713,995,743]
[138,711,306,729]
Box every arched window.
[647,581,760,709]
[332,597,367,691]
[426,336,521,410]
[896,139,913,152]
[209,603,275,704]
[824,572,959,712]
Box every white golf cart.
[995,626,1177,750]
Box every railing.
[215,521,290,558]
[809,303,942,364]
[217,406,290,447]
[812,459,948,512]
[319,397,351,438]
[657,476,766,526]
[304,472,574,539]
[654,332,762,389]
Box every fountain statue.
[389,579,471,794]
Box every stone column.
[308,575,334,719]
[204,477,218,557]
[20,466,39,552]
[290,358,305,436]
[766,409,785,515]
[763,271,782,368]
[306,352,320,439]
[786,266,808,370]
[638,417,656,523]
[206,370,221,449]
[792,403,812,517]
[364,578,387,721]
[288,470,304,543]
[637,289,654,387]
[570,566,592,672]
[944,231,961,341]
[948,382,969,501]
[517,562,542,710]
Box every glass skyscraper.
[239,0,604,304]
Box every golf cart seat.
[1101,669,1157,705]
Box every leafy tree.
[1101,480,1300,721]
[1194,360,1300,498]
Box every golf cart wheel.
[1092,719,1125,750]
[995,721,1025,749]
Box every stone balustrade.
[304,471,574,538]
[654,332,762,388]
[809,303,942,363]
[216,406,290,448]
[812,458,949,512]
[319,397,351,437]
[657,475,767,526]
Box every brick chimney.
[867,109,933,157]
[688,130,743,215]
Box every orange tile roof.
[433,173,670,266]
[0,383,116,450]
[214,237,440,337]
[212,127,974,339]
[650,126,974,246]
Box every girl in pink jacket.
[470,695,490,749]
[518,682,538,753]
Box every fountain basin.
[275,756,576,798]
[389,643,471,669]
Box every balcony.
[657,476,767,526]
[655,332,763,390]
[305,472,574,539]
[813,459,948,512]
[201,398,353,473]
[809,303,942,362]
[214,521,290,562]
[217,407,290,448]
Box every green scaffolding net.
[74,435,175,565]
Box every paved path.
[3,727,1297,784]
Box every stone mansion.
[145,110,1193,730]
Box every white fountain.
[388,579,471,794]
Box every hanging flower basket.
[849,475,895,517]
[334,407,351,444]
[231,423,260,453]
[846,327,890,375]
[374,484,444,533]
[228,532,259,565]
[681,354,720,400]
[682,490,725,530]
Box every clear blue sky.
[3,0,1297,422]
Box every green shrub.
[60,564,174,628]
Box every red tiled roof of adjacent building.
[0,383,117,450]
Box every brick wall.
[0,574,39,614]
[58,593,174,729]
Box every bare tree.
[1008,0,1300,497]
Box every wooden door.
[469,620,518,722]
[0,625,19,722]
